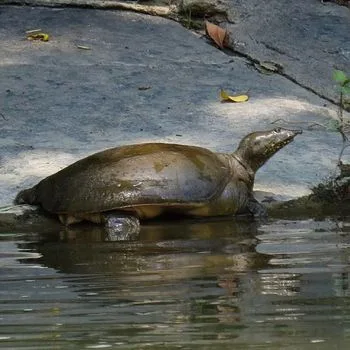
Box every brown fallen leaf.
[205,21,229,49]
[220,89,249,103]
[138,86,152,90]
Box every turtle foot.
[103,213,140,241]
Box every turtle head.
[234,128,302,173]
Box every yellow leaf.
[220,89,249,103]
[27,32,49,42]
[220,89,230,100]
[229,94,249,102]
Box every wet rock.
[0,205,60,233]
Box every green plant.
[332,70,350,164]
[311,175,350,202]
[309,70,350,201]
[272,70,350,202]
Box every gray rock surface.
[227,0,350,103]
[0,4,349,210]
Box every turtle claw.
[103,214,140,241]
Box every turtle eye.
[273,128,281,133]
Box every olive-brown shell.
[25,143,231,214]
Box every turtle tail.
[14,187,38,205]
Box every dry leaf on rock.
[205,21,229,49]
[220,89,249,103]
[26,32,50,42]
[255,61,283,75]
[77,45,91,50]
[138,86,152,90]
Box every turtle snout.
[276,128,302,147]
[285,128,302,140]
[274,128,302,138]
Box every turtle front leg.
[246,196,268,218]
[102,213,141,241]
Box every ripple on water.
[1,218,350,349]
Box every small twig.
[187,8,192,29]
[25,28,42,34]
[271,118,326,129]
[338,143,350,166]
[77,45,91,50]
[336,90,350,165]
[270,118,291,124]
[307,122,329,129]
[0,112,7,121]
[338,90,344,126]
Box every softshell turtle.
[15,128,301,237]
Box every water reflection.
[22,218,262,275]
[1,218,350,349]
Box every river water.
[1,217,350,349]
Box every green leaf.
[326,119,341,132]
[333,70,348,84]
[342,85,350,95]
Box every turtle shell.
[29,143,231,215]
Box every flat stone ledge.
[0,5,348,212]
[0,205,60,233]
[1,0,235,22]
[0,190,294,233]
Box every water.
[1,218,350,349]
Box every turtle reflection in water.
[15,128,301,237]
